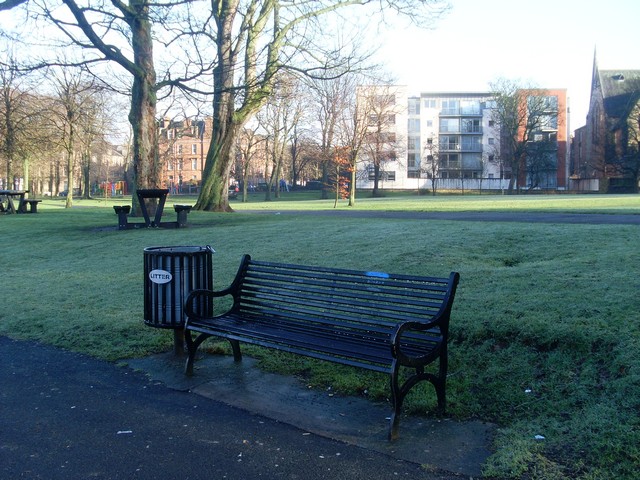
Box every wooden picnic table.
[0,190,29,214]
[136,188,170,227]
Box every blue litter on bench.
[365,271,390,278]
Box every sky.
[372,0,640,134]
[2,0,637,137]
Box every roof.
[599,69,640,118]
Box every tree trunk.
[198,129,235,211]
[82,151,91,198]
[321,163,330,200]
[373,163,381,196]
[348,158,357,206]
[128,0,158,215]
[22,157,29,195]
[195,0,238,212]
[65,122,75,208]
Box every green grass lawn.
[1,193,639,479]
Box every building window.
[440,118,459,133]
[423,99,437,108]
[440,153,459,168]
[488,137,495,145]
[377,94,395,106]
[382,132,396,143]
[460,100,481,115]
[408,170,421,178]
[368,170,396,181]
[191,158,198,170]
[462,118,481,133]
[192,144,197,154]
[541,95,558,111]
[177,144,183,154]
[407,136,420,151]
[439,135,459,150]
[462,152,482,169]
[408,98,420,115]
[441,99,460,115]
[539,114,558,129]
[461,136,482,152]
[408,118,420,132]
[368,114,395,126]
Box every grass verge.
[1,194,639,479]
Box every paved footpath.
[1,337,475,480]
[242,209,640,225]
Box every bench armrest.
[184,288,234,323]
[391,319,445,367]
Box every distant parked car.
[58,188,82,197]
[305,180,324,190]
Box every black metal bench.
[114,203,192,229]
[174,204,192,227]
[113,205,131,230]
[19,199,41,213]
[183,254,460,440]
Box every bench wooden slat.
[184,254,460,440]
[242,279,448,307]
[240,287,445,321]
[187,315,442,371]
[245,265,451,295]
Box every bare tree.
[3,0,449,212]
[49,68,103,207]
[489,78,555,193]
[358,84,404,196]
[289,121,315,189]
[3,0,215,211]
[0,0,27,11]
[0,59,29,189]
[421,137,440,195]
[307,75,352,200]
[0,58,59,195]
[336,73,377,206]
[255,74,306,200]
[235,125,265,201]
[330,146,350,207]
[195,0,450,211]
[78,87,114,199]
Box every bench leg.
[184,330,209,376]
[388,360,447,441]
[118,212,129,230]
[176,210,189,227]
[229,339,242,362]
[389,360,406,441]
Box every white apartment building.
[357,87,508,191]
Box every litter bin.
[143,245,214,354]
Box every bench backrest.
[231,255,459,335]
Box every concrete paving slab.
[127,351,495,478]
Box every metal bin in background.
[143,245,214,353]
